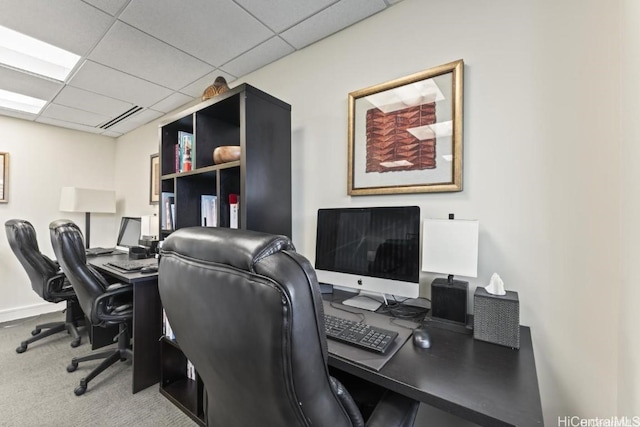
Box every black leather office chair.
[5,219,83,353]
[159,227,419,427]
[49,219,133,396]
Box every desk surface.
[88,253,158,283]
[324,294,543,427]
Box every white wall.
[619,0,640,416]
[0,116,116,321]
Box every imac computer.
[314,206,420,311]
[115,217,142,252]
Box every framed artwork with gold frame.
[348,59,464,195]
[150,153,160,204]
[0,152,8,203]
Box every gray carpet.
[0,311,198,427]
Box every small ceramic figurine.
[202,76,230,101]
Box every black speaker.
[431,278,468,325]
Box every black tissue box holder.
[473,287,520,349]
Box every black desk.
[324,294,543,427]
[88,253,162,394]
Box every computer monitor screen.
[315,206,420,310]
[116,217,142,248]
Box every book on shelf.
[162,309,175,340]
[161,192,175,230]
[201,195,217,227]
[177,131,194,173]
[229,193,239,229]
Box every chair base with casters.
[66,322,132,396]
[16,299,83,353]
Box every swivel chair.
[159,227,419,427]
[49,219,133,396]
[5,219,82,353]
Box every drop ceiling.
[0,0,401,137]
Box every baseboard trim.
[0,303,63,324]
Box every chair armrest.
[95,283,133,322]
[330,376,365,427]
[46,273,75,300]
[365,391,419,427]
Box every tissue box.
[473,287,520,349]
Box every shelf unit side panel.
[243,92,292,237]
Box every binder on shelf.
[178,131,194,172]
[161,192,175,230]
[201,195,217,227]
[229,193,239,229]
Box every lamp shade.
[59,187,116,213]
[422,218,479,278]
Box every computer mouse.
[140,266,158,274]
[412,326,432,349]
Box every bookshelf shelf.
[157,83,291,423]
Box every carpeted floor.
[0,311,198,427]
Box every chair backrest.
[5,219,60,301]
[48,219,110,324]
[159,227,356,427]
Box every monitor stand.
[341,291,386,311]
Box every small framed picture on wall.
[0,152,8,203]
[150,153,159,204]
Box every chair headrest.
[161,227,295,272]
[5,219,58,274]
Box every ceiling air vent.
[97,106,143,129]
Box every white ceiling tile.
[101,130,123,137]
[0,0,114,56]
[119,0,273,66]
[221,37,295,77]
[53,86,134,117]
[0,67,63,101]
[82,0,129,16]
[151,92,195,114]
[180,70,237,99]
[89,22,213,90]
[41,103,111,127]
[68,61,173,107]
[127,108,164,124]
[235,0,337,32]
[281,0,386,49]
[36,116,106,134]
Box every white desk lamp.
[422,215,479,326]
[59,187,116,249]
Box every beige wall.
[0,116,116,321]
[619,0,640,416]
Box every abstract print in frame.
[348,60,464,195]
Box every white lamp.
[422,215,479,326]
[59,187,116,249]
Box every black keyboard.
[86,247,114,256]
[106,259,157,272]
[323,314,398,354]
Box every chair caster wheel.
[16,343,27,353]
[74,385,87,396]
[31,328,41,336]
[67,361,78,372]
[70,338,81,348]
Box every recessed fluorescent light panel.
[0,25,80,81]
[0,89,46,114]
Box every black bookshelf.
[157,84,292,423]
